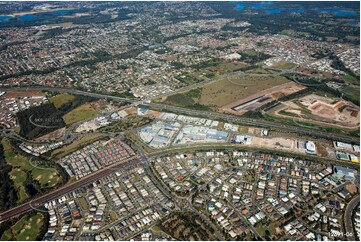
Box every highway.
[0,156,141,223]
[146,103,360,144]
[0,86,133,103]
[0,86,358,144]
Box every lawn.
[2,139,33,170]
[31,167,62,188]
[62,103,98,125]
[9,168,28,203]
[1,213,44,241]
[254,220,277,238]
[165,93,194,106]
[49,93,75,108]
[278,109,300,117]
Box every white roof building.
[305,141,316,154]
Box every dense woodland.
[17,95,96,139]
[17,103,65,139]
[0,144,17,212]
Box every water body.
[265,8,281,14]
[314,8,358,17]
[347,20,360,25]
[234,1,275,11]
[234,2,302,15]
[289,8,304,13]
[0,15,12,22]
[18,14,36,21]
[233,2,358,16]
[0,9,72,23]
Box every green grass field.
[49,93,76,108]
[31,167,62,188]
[1,213,44,241]
[1,138,63,203]
[9,168,28,203]
[4,151,33,170]
[10,169,27,184]
[342,86,360,103]
[161,88,211,111]
[343,74,358,84]
[63,103,98,125]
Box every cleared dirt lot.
[4,91,43,98]
[250,136,297,152]
[35,127,66,141]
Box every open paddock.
[222,82,305,115]
[198,74,290,109]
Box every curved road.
[344,195,360,241]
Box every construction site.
[267,93,360,129]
